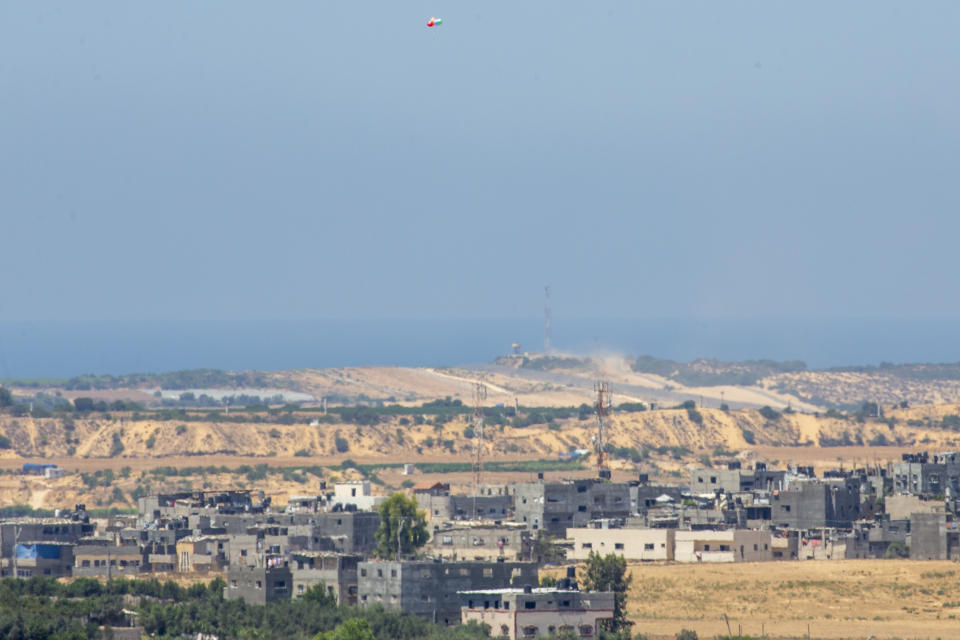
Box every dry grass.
[550,559,960,639]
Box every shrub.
[686,408,703,424]
[145,435,156,449]
[758,406,780,421]
[175,425,188,436]
[294,449,311,457]
[0,434,11,449]
[335,436,350,453]
[110,433,125,457]
[741,428,756,445]
[676,630,698,640]
[885,541,909,559]
[269,428,281,439]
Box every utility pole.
[397,517,407,560]
[12,526,20,578]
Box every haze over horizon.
[3,2,959,374]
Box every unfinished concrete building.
[512,479,632,537]
[225,564,293,605]
[893,452,960,497]
[427,522,532,561]
[358,560,538,625]
[771,477,860,529]
[289,551,360,604]
[689,463,786,495]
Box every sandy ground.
[548,560,960,639]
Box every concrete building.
[908,512,960,560]
[415,483,513,522]
[567,527,674,562]
[689,464,786,495]
[674,530,772,563]
[893,452,960,497]
[176,535,228,572]
[512,480,632,537]
[460,587,615,640]
[885,495,945,522]
[1,541,75,578]
[330,482,385,512]
[289,551,360,604]
[0,517,95,559]
[358,560,539,625]
[844,520,909,559]
[771,477,860,530]
[225,564,293,605]
[427,522,532,561]
[73,540,144,577]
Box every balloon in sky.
[427,17,443,27]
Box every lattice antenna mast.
[472,381,488,498]
[544,286,552,354]
[595,381,612,478]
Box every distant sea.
[2,316,960,379]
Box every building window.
[501,626,510,637]
[361,569,367,577]
[580,626,594,637]
[524,601,536,609]
[297,585,304,594]
[582,543,592,549]
[710,477,717,483]
[255,581,262,589]
[391,569,397,577]
[483,568,493,577]
[615,543,625,550]
[753,544,758,551]
[522,626,538,637]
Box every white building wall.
[674,530,772,563]
[567,528,674,561]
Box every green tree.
[0,387,12,408]
[375,493,428,559]
[314,618,375,640]
[884,541,909,559]
[532,531,565,563]
[580,551,633,631]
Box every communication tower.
[595,381,612,479]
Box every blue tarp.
[16,544,62,559]
[22,463,57,472]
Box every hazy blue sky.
[2,1,959,324]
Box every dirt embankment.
[3,403,960,461]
